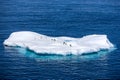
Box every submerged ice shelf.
[3,31,114,55]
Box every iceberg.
[3,31,114,55]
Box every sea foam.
[3,31,114,55]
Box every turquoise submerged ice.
[4,31,114,55]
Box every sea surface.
[0,0,120,79]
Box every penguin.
[63,42,67,45]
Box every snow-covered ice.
[3,31,114,55]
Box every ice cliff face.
[3,31,114,55]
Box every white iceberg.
[3,31,114,55]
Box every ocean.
[0,0,120,79]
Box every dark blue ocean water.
[0,0,120,79]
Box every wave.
[3,31,114,55]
